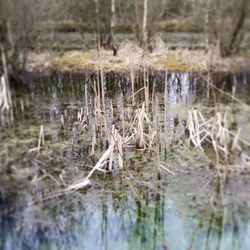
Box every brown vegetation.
[25,44,250,74]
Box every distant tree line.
[0,0,249,76]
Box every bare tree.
[94,0,101,52]
[226,0,248,55]
[202,0,249,56]
[133,0,169,47]
[108,0,116,47]
[0,0,50,77]
[142,0,148,48]
[204,0,211,52]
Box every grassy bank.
[26,45,250,74]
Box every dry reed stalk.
[0,44,13,125]
[94,87,103,138]
[188,109,203,151]
[91,124,96,156]
[152,82,155,108]
[164,69,168,137]
[20,98,24,113]
[121,99,125,138]
[152,92,159,131]
[85,84,89,114]
[60,114,65,129]
[38,125,45,152]
[95,74,102,130]
[67,126,123,191]
[94,71,106,138]
[64,109,68,119]
[135,103,146,149]
[91,101,97,156]
[100,66,108,135]
[128,87,145,101]
[77,108,88,132]
[131,102,156,150]
[77,108,83,122]
[117,133,123,169]
[206,71,211,99]
[129,57,135,106]
[231,128,241,151]
[187,108,250,169]
[97,72,101,109]
[159,164,176,175]
[29,125,45,153]
[110,99,113,124]
[89,125,123,175]
[143,65,149,114]
[66,178,91,192]
[100,66,106,113]
[109,125,116,171]
[0,75,13,125]
[0,75,10,111]
[123,102,155,149]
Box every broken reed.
[143,64,149,114]
[67,125,123,191]
[66,70,173,192]
[67,99,160,192]
[188,108,250,169]
[164,69,168,139]
[130,56,135,106]
[29,125,45,153]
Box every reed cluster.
[188,109,250,170]
[66,125,123,191]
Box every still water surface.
[0,71,250,250]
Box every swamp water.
[0,71,250,250]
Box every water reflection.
[0,71,250,250]
[1,177,250,250]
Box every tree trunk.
[225,0,247,56]
[204,0,211,52]
[0,42,13,123]
[142,0,148,48]
[134,0,141,43]
[108,0,116,47]
[94,0,101,52]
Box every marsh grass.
[29,43,213,74]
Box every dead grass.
[28,48,209,73]
[149,49,208,72]
[26,41,250,73]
